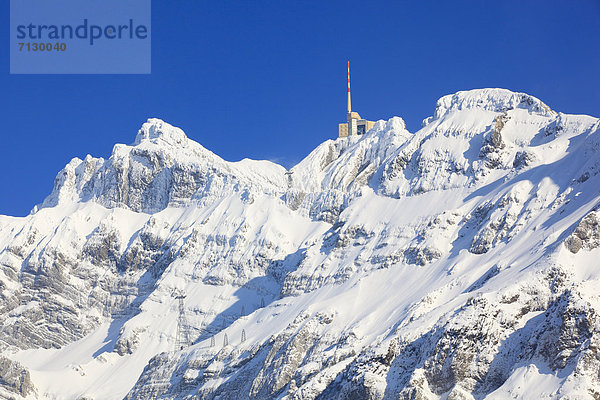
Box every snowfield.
[1,88,600,399]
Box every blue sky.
[1,0,599,216]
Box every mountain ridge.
[1,88,600,399]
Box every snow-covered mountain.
[1,88,600,399]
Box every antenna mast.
[347,60,351,114]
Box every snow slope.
[1,88,600,399]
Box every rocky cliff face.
[1,88,600,399]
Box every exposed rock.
[0,356,36,398]
[479,112,508,169]
[565,211,600,253]
[512,150,536,169]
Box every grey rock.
[565,212,600,253]
[0,356,36,398]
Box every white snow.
[1,88,599,399]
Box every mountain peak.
[133,118,188,147]
[434,88,554,119]
[4,89,600,400]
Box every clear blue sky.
[1,0,599,216]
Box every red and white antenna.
[347,60,352,113]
